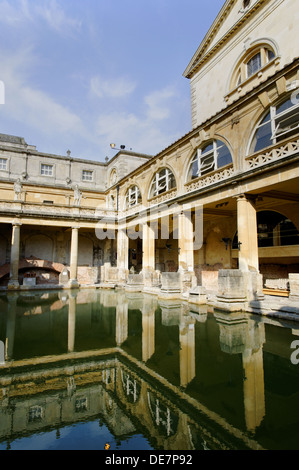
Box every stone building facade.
[0,0,299,315]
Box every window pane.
[253,122,272,152]
[0,158,7,170]
[252,112,272,152]
[41,164,53,176]
[201,153,214,175]
[201,143,214,155]
[247,53,261,77]
[216,141,232,168]
[276,98,294,115]
[189,157,199,180]
[267,49,275,62]
[82,170,93,181]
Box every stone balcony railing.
[0,199,116,221]
[185,164,235,194]
[245,137,299,170]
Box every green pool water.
[0,288,298,450]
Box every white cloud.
[90,75,137,99]
[0,0,81,35]
[144,86,176,121]
[0,47,89,143]
[35,0,82,35]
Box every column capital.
[235,193,258,203]
[11,221,22,227]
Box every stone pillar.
[69,227,79,288]
[237,194,259,272]
[178,210,194,273]
[8,223,21,289]
[117,227,129,283]
[142,222,156,272]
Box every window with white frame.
[0,158,7,170]
[232,45,276,88]
[250,96,299,153]
[125,185,142,209]
[40,163,53,176]
[82,169,93,181]
[149,168,176,199]
[187,140,233,181]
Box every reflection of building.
[1,1,299,314]
[1,289,299,449]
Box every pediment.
[183,0,263,79]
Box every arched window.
[232,44,276,89]
[149,168,176,199]
[124,185,142,209]
[250,96,299,153]
[187,140,233,181]
[233,211,299,248]
[109,168,117,186]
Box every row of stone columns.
[117,194,259,277]
[7,223,80,289]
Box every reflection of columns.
[237,195,259,272]
[142,222,155,271]
[5,295,17,361]
[215,311,265,433]
[179,316,196,387]
[8,223,21,288]
[178,210,194,272]
[142,297,156,362]
[68,294,77,352]
[116,296,128,346]
[69,227,79,287]
[0,340,5,365]
[243,347,265,432]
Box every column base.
[68,279,80,289]
[7,280,20,290]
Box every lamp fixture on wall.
[165,243,181,255]
[221,237,232,250]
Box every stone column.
[117,227,129,283]
[142,222,156,272]
[69,227,79,288]
[237,194,259,272]
[178,210,194,272]
[142,222,156,288]
[8,223,21,289]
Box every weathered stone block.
[59,268,70,285]
[161,272,181,293]
[216,269,264,310]
[189,286,207,305]
[289,273,299,299]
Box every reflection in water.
[0,289,299,450]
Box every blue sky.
[0,0,224,162]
